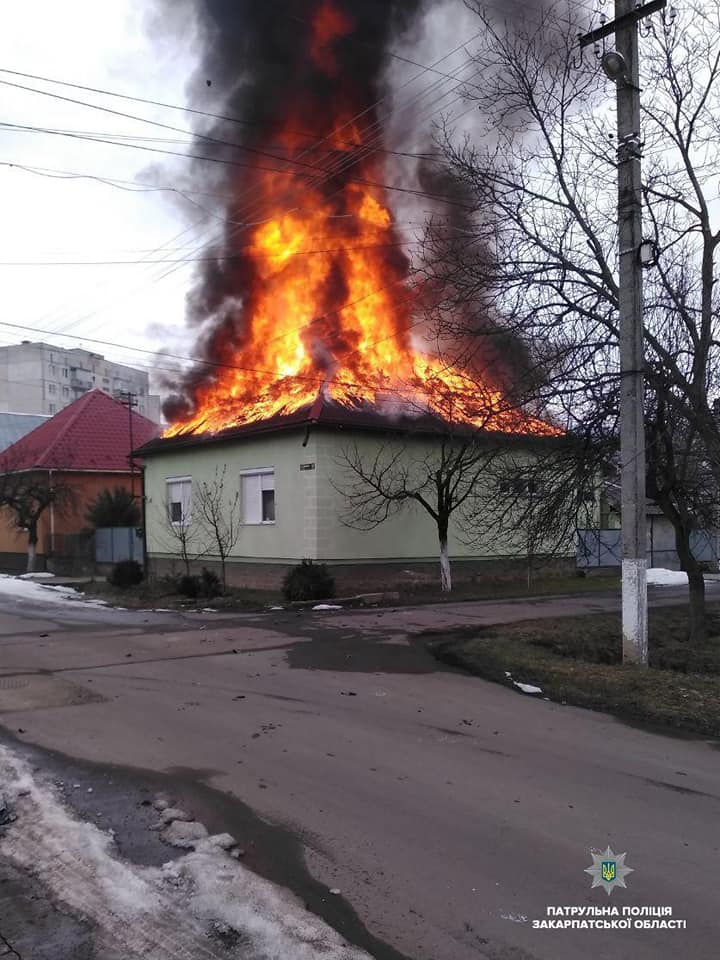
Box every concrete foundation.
[147,554,575,592]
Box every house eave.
[135,405,565,458]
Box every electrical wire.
[0,27,481,353]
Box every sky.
[1,0,659,410]
[0,0,492,403]
[0,0,203,391]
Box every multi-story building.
[0,341,162,422]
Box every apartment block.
[0,341,162,422]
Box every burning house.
[140,0,568,589]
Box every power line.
[0,63,453,160]
[0,29,481,347]
[0,121,472,209]
[0,277,425,393]
[0,76,336,173]
[0,236,443,266]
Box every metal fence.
[577,526,718,569]
[95,527,143,565]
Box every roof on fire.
[0,389,159,473]
[136,395,562,457]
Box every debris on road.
[162,818,209,849]
[0,793,16,830]
[513,682,543,695]
[159,807,193,824]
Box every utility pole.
[581,0,665,665]
[119,391,139,500]
[119,391,139,566]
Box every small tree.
[336,431,497,592]
[195,466,241,589]
[418,1,720,642]
[86,487,140,528]
[0,471,72,572]
[159,488,208,577]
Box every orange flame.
[165,2,559,441]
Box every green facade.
[144,426,565,566]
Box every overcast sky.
[0,0,493,398]
[0,0,204,389]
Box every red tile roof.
[0,390,159,473]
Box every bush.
[178,574,201,598]
[282,560,335,602]
[108,559,143,589]
[86,487,141,528]
[201,567,222,598]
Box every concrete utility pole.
[581,0,666,665]
[119,391,139,500]
[119,390,140,566]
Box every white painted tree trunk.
[439,539,452,592]
[27,542,36,573]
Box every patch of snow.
[514,682,543,695]
[501,913,528,923]
[312,604,343,611]
[201,607,217,613]
[0,744,371,960]
[0,575,85,606]
[18,571,56,580]
[647,567,688,586]
[269,605,284,611]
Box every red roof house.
[0,390,158,572]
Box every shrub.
[282,560,335,602]
[86,488,141,528]
[178,574,201,598]
[109,559,143,589]
[201,567,222,598]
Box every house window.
[48,402,56,414]
[166,477,191,525]
[62,367,68,378]
[62,386,69,398]
[47,383,57,394]
[241,469,275,524]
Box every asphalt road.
[1,587,718,960]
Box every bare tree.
[159,489,208,577]
[336,428,500,592]
[195,466,241,589]
[0,470,73,572]
[417,1,720,640]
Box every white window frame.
[166,475,192,526]
[240,468,275,525]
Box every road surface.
[0,585,718,959]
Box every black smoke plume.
[158,0,428,420]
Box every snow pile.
[0,575,107,607]
[0,745,370,960]
[646,568,689,586]
[312,604,343,611]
